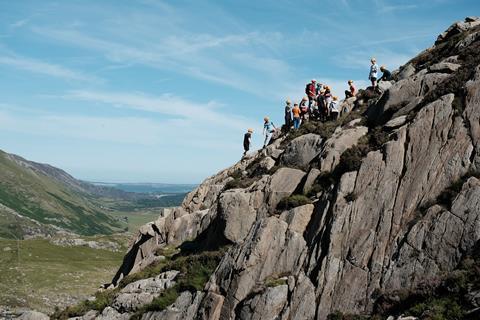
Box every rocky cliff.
[57,17,480,320]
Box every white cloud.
[0,54,102,82]
[63,90,251,130]
[10,19,29,29]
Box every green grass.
[0,238,124,314]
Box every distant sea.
[91,182,197,194]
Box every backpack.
[305,83,310,95]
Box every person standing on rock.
[378,66,392,82]
[284,99,293,131]
[263,117,276,147]
[305,79,317,109]
[345,80,356,98]
[369,58,379,89]
[292,103,301,129]
[329,96,340,120]
[243,128,253,157]
[299,97,309,122]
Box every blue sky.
[0,0,478,183]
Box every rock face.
[98,18,480,320]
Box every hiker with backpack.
[378,66,392,82]
[284,99,293,131]
[305,79,317,109]
[243,128,253,157]
[263,117,277,147]
[292,103,301,129]
[345,80,356,98]
[369,58,379,89]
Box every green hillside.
[0,150,123,237]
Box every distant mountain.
[0,150,125,238]
[89,182,197,194]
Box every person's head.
[286,99,291,105]
[248,128,254,133]
[311,79,316,84]
[348,80,353,85]
[264,116,269,122]
[371,57,376,64]
[302,96,308,101]
[333,96,338,101]
[325,85,330,90]
[294,103,298,107]
[380,65,386,71]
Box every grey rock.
[96,307,130,320]
[141,291,204,320]
[17,311,49,320]
[259,157,276,172]
[303,168,321,194]
[265,168,306,209]
[196,292,224,320]
[280,204,315,235]
[281,134,322,168]
[384,115,408,129]
[113,271,179,312]
[429,62,461,73]
[397,63,416,80]
[218,190,257,244]
[320,126,368,173]
[238,285,288,320]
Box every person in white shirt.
[329,96,340,120]
[369,57,379,89]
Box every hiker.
[263,117,276,147]
[345,80,356,98]
[378,66,392,82]
[243,128,253,156]
[305,79,317,109]
[292,103,301,129]
[299,96,309,122]
[329,96,340,120]
[369,58,379,89]
[284,99,293,131]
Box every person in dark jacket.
[378,66,392,82]
[243,128,253,156]
[284,99,293,130]
[305,79,317,109]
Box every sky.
[0,0,478,184]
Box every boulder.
[266,168,306,209]
[280,134,322,168]
[141,291,204,320]
[113,271,179,312]
[397,63,416,80]
[320,126,368,173]
[302,168,321,194]
[96,307,130,320]
[429,62,461,73]
[218,191,257,244]
[384,115,408,129]
[196,292,224,320]
[17,311,50,320]
[237,285,288,320]
[280,204,315,235]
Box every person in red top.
[345,80,356,98]
[305,79,317,109]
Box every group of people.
[243,58,392,156]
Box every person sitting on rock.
[378,66,392,82]
[369,58,379,89]
[292,103,301,129]
[284,99,293,131]
[329,96,340,120]
[305,79,317,109]
[345,80,356,98]
[263,117,276,147]
[243,128,253,157]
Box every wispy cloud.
[378,4,418,13]
[0,54,102,82]
[62,90,251,130]
[10,19,29,29]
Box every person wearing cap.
[369,58,379,89]
[329,96,340,120]
[263,117,276,147]
[345,80,356,98]
[284,99,293,131]
[243,128,253,156]
[292,103,301,129]
[378,66,392,82]
[305,79,317,109]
